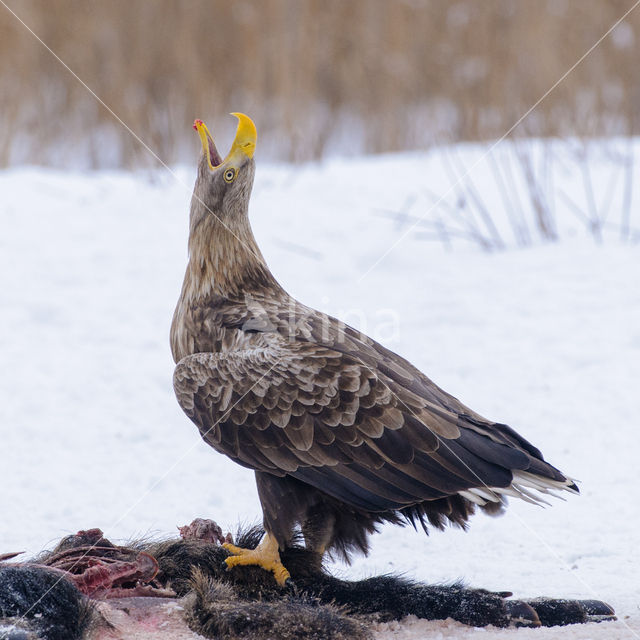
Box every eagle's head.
[183,113,271,300]
[191,113,257,226]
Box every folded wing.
[174,338,576,514]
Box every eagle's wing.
[174,338,574,513]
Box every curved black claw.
[505,600,541,627]
[284,577,298,595]
[579,599,616,622]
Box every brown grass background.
[1,0,639,167]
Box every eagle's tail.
[460,469,579,508]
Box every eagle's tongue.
[208,136,223,168]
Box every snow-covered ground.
[1,145,639,639]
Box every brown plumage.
[171,115,577,578]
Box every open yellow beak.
[193,113,257,171]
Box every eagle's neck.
[171,196,284,363]
[182,211,275,303]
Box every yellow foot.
[223,532,291,587]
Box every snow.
[1,144,639,639]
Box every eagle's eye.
[224,168,237,183]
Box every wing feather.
[174,331,574,514]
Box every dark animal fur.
[148,526,615,636]
[149,527,514,631]
[0,566,92,640]
[185,572,369,640]
[0,527,615,639]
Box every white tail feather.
[458,490,487,505]
[468,487,501,502]
[458,471,578,507]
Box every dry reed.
[0,0,638,167]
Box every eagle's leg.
[223,532,291,587]
[301,507,335,569]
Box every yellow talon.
[223,533,291,587]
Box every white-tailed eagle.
[171,114,577,586]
